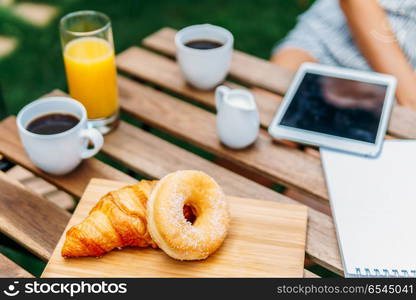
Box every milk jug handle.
[215,85,230,111]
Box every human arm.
[340,0,416,109]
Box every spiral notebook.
[321,140,416,277]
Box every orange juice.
[63,37,118,119]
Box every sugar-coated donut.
[147,170,230,260]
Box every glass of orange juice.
[60,11,118,134]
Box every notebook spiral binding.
[355,268,416,277]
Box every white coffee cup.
[175,24,233,90]
[17,97,104,175]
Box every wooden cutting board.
[42,178,308,277]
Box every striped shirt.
[275,0,416,71]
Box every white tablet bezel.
[268,63,397,157]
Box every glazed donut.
[147,170,230,260]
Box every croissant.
[61,180,159,258]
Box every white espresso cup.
[17,97,104,175]
[175,24,233,90]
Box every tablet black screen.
[279,73,387,143]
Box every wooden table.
[1,27,416,278]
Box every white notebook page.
[321,141,416,277]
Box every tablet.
[268,63,397,157]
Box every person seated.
[271,0,416,109]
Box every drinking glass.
[60,10,119,134]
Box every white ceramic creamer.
[215,85,260,149]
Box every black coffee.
[27,113,80,135]
[185,39,223,50]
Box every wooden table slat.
[0,171,70,261]
[0,254,33,278]
[143,27,293,95]
[6,166,75,211]
[102,121,342,273]
[44,179,308,278]
[117,47,281,128]
[118,79,344,273]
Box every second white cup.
[175,24,233,90]
[17,97,104,175]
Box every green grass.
[0,0,325,277]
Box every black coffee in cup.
[176,24,233,90]
[185,39,223,50]
[26,113,80,135]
